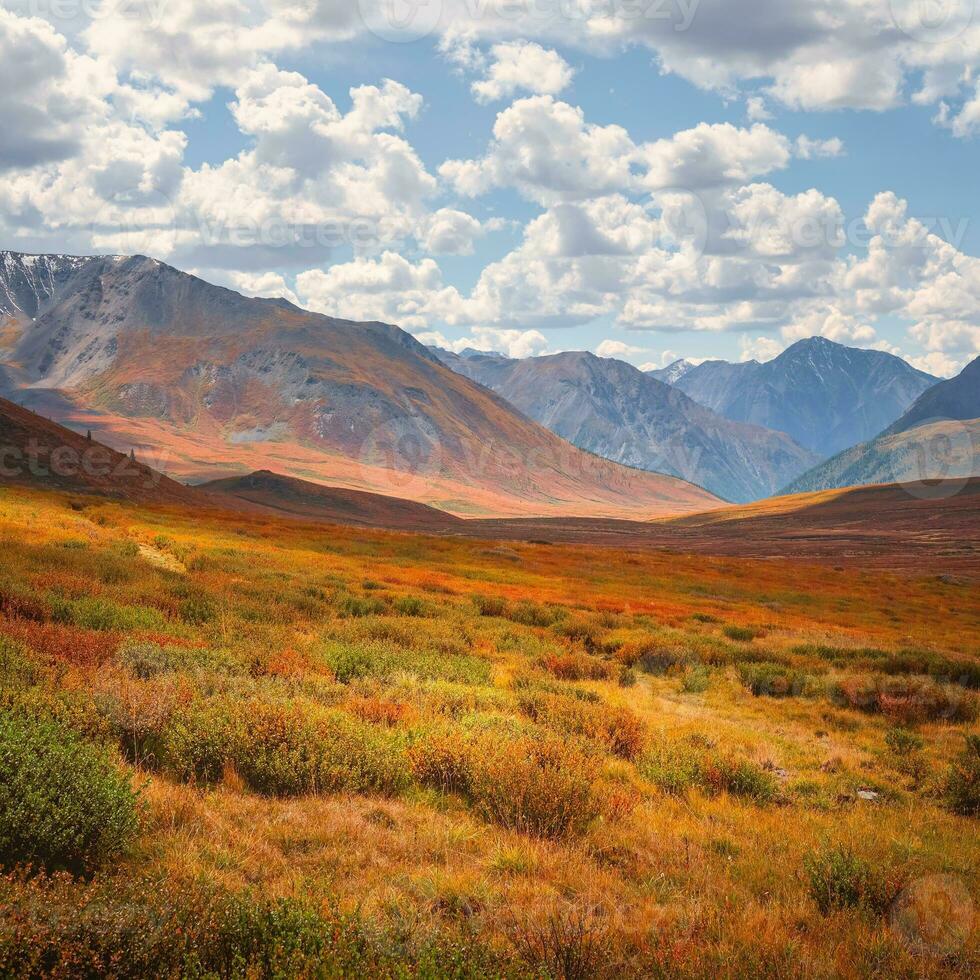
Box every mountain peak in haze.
[434,346,819,502]
[665,339,938,457]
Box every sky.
[1,1,979,375]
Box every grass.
[0,484,977,976]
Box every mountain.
[201,470,463,533]
[784,356,980,494]
[647,358,696,385]
[0,393,209,506]
[0,250,721,519]
[880,355,980,436]
[433,348,819,502]
[667,338,939,457]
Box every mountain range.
[785,356,980,493]
[658,338,939,458]
[433,348,819,502]
[0,250,720,519]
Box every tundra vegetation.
[0,486,977,978]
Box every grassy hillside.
[0,486,978,977]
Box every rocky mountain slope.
[667,337,938,457]
[784,356,980,494]
[0,251,720,519]
[434,348,818,502]
[880,355,980,436]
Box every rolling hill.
[0,250,721,519]
[666,337,938,457]
[433,348,818,502]
[0,393,208,506]
[201,470,463,532]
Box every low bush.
[641,740,777,803]
[470,736,601,840]
[408,728,475,795]
[392,595,427,617]
[944,734,980,816]
[539,650,611,682]
[517,691,646,760]
[0,711,140,876]
[163,698,410,798]
[680,665,710,693]
[0,874,508,978]
[320,640,492,687]
[831,675,978,724]
[804,845,904,915]
[409,730,602,839]
[472,594,507,618]
[336,595,387,618]
[723,625,758,643]
[739,662,807,698]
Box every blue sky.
[2,1,979,374]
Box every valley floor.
[0,486,978,978]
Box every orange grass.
[0,484,977,978]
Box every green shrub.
[337,595,387,618]
[0,874,507,979]
[50,596,165,633]
[178,594,218,626]
[320,640,491,687]
[472,594,507,618]
[804,845,903,915]
[641,741,777,804]
[723,625,757,643]
[0,637,43,690]
[235,702,410,798]
[393,595,426,617]
[832,675,978,724]
[681,665,710,693]
[944,734,980,816]
[739,662,806,697]
[0,712,139,875]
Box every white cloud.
[595,339,648,359]
[471,41,574,103]
[227,270,299,304]
[295,251,446,328]
[795,135,844,159]
[739,335,784,362]
[440,96,636,204]
[746,96,772,121]
[640,123,792,191]
[417,208,486,255]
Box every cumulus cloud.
[470,41,575,103]
[738,335,784,362]
[595,339,649,359]
[295,252,456,330]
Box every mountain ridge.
[666,337,938,457]
[433,347,819,502]
[0,250,721,519]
